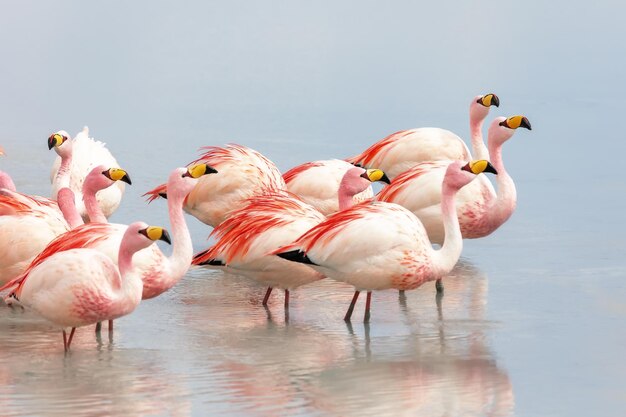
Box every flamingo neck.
[165,190,193,281]
[338,189,356,211]
[117,246,143,302]
[0,171,16,192]
[469,115,490,160]
[83,188,107,223]
[432,184,463,275]
[57,189,83,229]
[488,140,516,227]
[55,151,72,193]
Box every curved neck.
[117,245,143,299]
[55,151,72,193]
[84,188,107,223]
[58,188,83,228]
[165,189,193,280]
[432,184,463,274]
[0,171,16,191]
[488,140,516,226]
[338,189,355,211]
[469,117,490,160]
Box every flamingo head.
[124,222,171,254]
[48,131,71,157]
[340,167,390,197]
[83,165,131,196]
[470,93,500,123]
[488,115,532,146]
[167,163,218,200]
[444,160,498,191]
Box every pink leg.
[108,320,113,334]
[344,291,360,321]
[364,291,372,322]
[284,289,290,309]
[262,287,273,306]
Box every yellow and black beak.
[139,226,171,245]
[461,160,498,175]
[499,115,532,130]
[182,163,218,179]
[360,168,391,184]
[477,93,500,108]
[48,133,67,150]
[103,168,132,185]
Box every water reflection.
[0,311,191,417]
[176,261,514,416]
[0,259,512,416]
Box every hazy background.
[1,1,626,416]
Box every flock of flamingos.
[0,93,531,352]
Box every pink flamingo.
[2,222,170,352]
[377,116,531,244]
[0,167,131,286]
[193,167,390,307]
[3,164,218,304]
[346,94,499,179]
[144,144,285,227]
[49,127,126,221]
[275,160,497,321]
[283,159,376,216]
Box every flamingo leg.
[344,291,360,321]
[108,320,113,334]
[95,321,102,333]
[67,327,76,349]
[364,291,372,322]
[63,330,68,352]
[262,287,273,306]
[284,289,290,309]
[435,279,444,293]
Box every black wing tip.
[199,259,226,266]
[276,250,317,265]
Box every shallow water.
[2,1,626,416]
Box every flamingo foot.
[344,291,360,321]
[364,291,372,322]
[435,279,444,293]
[262,287,273,306]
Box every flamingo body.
[346,94,499,179]
[144,144,284,227]
[194,192,325,289]
[3,222,169,351]
[50,127,125,221]
[377,116,531,243]
[283,159,373,215]
[275,160,498,319]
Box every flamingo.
[49,127,126,221]
[346,94,499,179]
[193,167,390,307]
[283,159,376,216]
[274,160,497,321]
[2,164,218,304]
[0,167,131,286]
[144,144,285,227]
[377,115,531,244]
[2,221,171,352]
